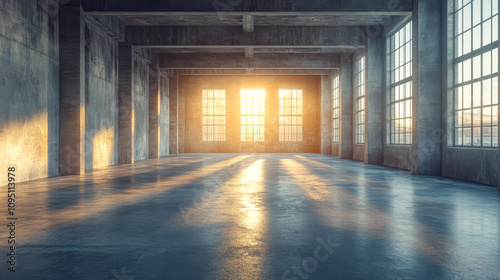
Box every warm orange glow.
[0,112,49,185]
[202,90,226,141]
[19,155,251,244]
[92,127,115,168]
[215,159,268,279]
[279,89,303,141]
[241,89,265,142]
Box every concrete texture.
[0,0,60,185]
[82,0,413,13]
[182,75,321,153]
[384,145,412,171]
[1,153,499,279]
[84,18,119,170]
[148,62,160,158]
[59,1,85,176]
[178,76,186,154]
[339,54,353,160]
[159,72,170,156]
[169,75,178,154]
[365,33,384,165]
[118,44,134,164]
[412,0,442,175]
[133,52,150,161]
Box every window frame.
[354,56,366,145]
[452,0,499,148]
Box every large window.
[332,76,340,143]
[388,21,413,145]
[279,89,303,142]
[202,90,226,141]
[453,0,498,147]
[241,89,265,141]
[354,56,366,144]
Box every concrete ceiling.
[83,0,413,72]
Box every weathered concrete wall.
[0,0,59,185]
[182,75,321,153]
[133,53,150,161]
[443,149,498,186]
[159,73,170,156]
[383,145,411,170]
[84,19,119,170]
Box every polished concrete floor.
[1,153,500,280]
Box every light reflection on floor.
[1,153,499,280]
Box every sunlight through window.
[453,0,498,147]
[279,89,303,142]
[241,89,265,142]
[332,76,340,143]
[202,90,226,141]
[354,56,366,144]
[388,21,413,145]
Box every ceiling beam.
[243,15,254,32]
[159,53,340,69]
[83,0,412,13]
[173,69,337,75]
[129,26,366,48]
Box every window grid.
[332,76,341,143]
[453,0,499,147]
[354,56,366,144]
[202,90,226,142]
[388,21,413,145]
[241,89,265,142]
[279,89,303,142]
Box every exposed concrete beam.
[245,47,254,58]
[159,53,340,69]
[243,15,254,32]
[172,69,335,75]
[82,0,412,13]
[85,15,126,42]
[129,26,366,48]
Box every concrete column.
[178,76,185,154]
[169,75,178,154]
[411,0,442,175]
[148,62,160,158]
[159,72,170,156]
[321,75,332,154]
[339,54,354,159]
[365,33,384,164]
[59,1,85,176]
[118,44,134,164]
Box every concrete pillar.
[148,62,160,158]
[118,44,134,164]
[365,33,384,164]
[178,76,185,154]
[59,1,85,176]
[159,72,170,156]
[169,75,178,154]
[339,54,354,159]
[321,75,332,154]
[411,0,442,175]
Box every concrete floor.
[1,154,500,280]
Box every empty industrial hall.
[0,0,499,279]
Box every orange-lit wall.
[181,75,321,153]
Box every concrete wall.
[84,19,119,170]
[0,0,59,185]
[159,73,170,156]
[182,75,321,153]
[133,52,150,161]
